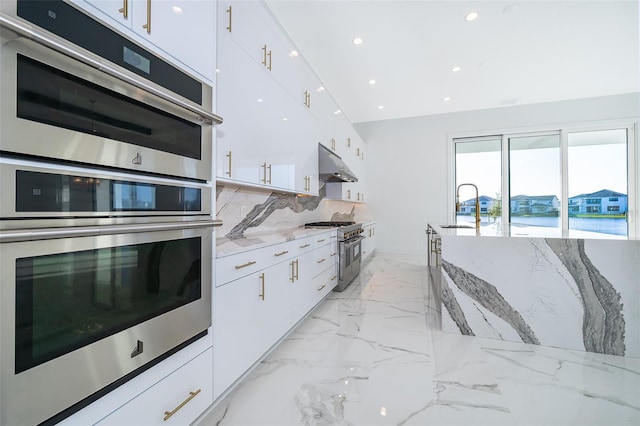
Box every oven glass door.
[15,236,202,373]
[17,55,201,159]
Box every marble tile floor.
[198,254,640,426]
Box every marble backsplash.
[215,183,371,239]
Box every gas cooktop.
[304,221,355,228]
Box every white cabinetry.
[362,221,376,262]
[214,230,337,399]
[73,0,215,81]
[325,130,367,203]
[216,0,324,195]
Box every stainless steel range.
[305,221,365,291]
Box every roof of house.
[510,195,558,201]
[569,189,627,199]
[461,195,496,204]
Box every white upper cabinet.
[74,0,215,81]
[217,0,318,195]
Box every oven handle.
[0,13,223,126]
[0,220,223,243]
[341,235,366,247]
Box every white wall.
[354,93,640,257]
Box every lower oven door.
[337,235,365,291]
[0,221,216,426]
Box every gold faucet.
[456,183,480,231]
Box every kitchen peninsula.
[427,223,640,358]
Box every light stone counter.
[428,222,640,358]
[216,226,335,258]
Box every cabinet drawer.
[97,348,213,426]
[311,264,338,303]
[311,243,334,278]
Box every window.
[453,125,633,237]
[454,138,502,225]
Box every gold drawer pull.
[317,258,326,264]
[330,275,337,280]
[317,238,326,242]
[163,389,201,421]
[331,235,337,239]
[299,244,311,248]
[331,252,337,256]
[317,285,326,291]
[274,250,289,257]
[235,261,256,269]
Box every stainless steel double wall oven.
[0,1,222,424]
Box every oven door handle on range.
[0,13,222,126]
[0,219,223,243]
[342,235,366,246]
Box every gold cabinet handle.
[347,189,351,199]
[330,275,337,280]
[118,0,128,19]
[267,163,272,184]
[290,261,295,282]
[331,235,337,239]
[163,389,201,421]
[294,259,299,280]
[226,5,232,32]
[275,250,289,257]
[267,49,272,71]
[317,258,326,264]
[235,260,256,270]
[331,252,337,257]
[299,243,310,248]
[317,238,326,243]
[361,151,364,160]
[347,137,351,148]
[226,151,232,177]
[331,138,336,151]
[317,284,326,291]
[357,147,360,156]
[304,90,309,108]
[142,0,151,33]
[262,45,267,67]
[261,162,267,183]
[259,273,265,300]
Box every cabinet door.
[97,349,213,426]
[213,262,291,399]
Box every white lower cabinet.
[96,348,213,426]
[213,231,337,399]
[362,221,376,262]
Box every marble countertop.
[429,222,631,240]
[216,226,337,257]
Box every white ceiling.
[264,0,639,124]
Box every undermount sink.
[439,224,474,229]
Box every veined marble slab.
[216,227,334,257]
[438,233,640,358]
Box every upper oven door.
[0,33,213,181]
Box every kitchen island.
[428,223,640,358]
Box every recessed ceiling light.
[451,66,461,73]
[172,6,183,14]
[282,117,288,121]
[257,98,263,103]
[443,96,451,101]
[316,86,325,93]
[377,105,384,110]
[289,50,299,57]
[465,11,478,21]
[334,110,342,115]
[368,79,376,85]
[352,37,363,45]
[215,68,220,74]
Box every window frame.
[448,120,637,238]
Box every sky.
[456,141,627,201]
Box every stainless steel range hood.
[318,143,358,183]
